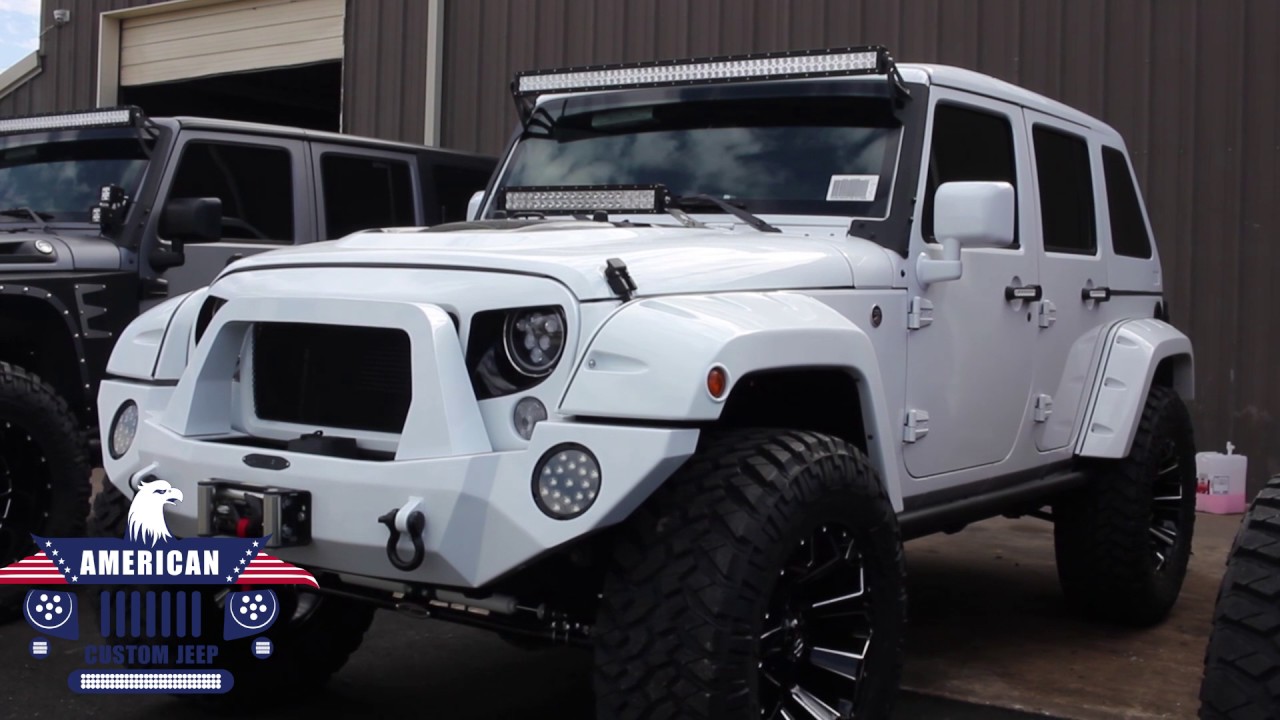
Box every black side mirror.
[160,197,222,245]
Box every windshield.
[0,134,149,222]
[501,94,902,219]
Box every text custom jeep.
[96,47,1197,717]
[0,106,496,618]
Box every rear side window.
[321,154,416,239]
[1033,126,1096,255]
[1102,147,1153,258]
[165,141,294,243]
[923,104,1018,243]
[431,162,493,224]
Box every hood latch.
[604,257,637,302]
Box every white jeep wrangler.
[95,46,1197,718]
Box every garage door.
[119,0,344,87]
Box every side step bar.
[897,468,1090,541]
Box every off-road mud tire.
[0,362,92,622]
[1054,385,1197,626]
[1197,475,1280,719]
[594,429,906,719]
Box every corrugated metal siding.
[341,0,429,142]
[443,0,1280,494]
[0,76,37,117]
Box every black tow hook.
[378,508,426,572]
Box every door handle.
[1081,286,1111,302]
[1005,284,1042,302]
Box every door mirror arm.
[916,237,963,286]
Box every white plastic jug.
[1196,442,1248,514]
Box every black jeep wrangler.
[0,106,495,616]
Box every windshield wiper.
[0,207,53,231]
[0,206,52,220]
[669,194,781,233]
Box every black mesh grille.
[251,323,411,434]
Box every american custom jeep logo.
[0,479,317,694]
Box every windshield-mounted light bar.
[0,106,141,136]
[500,185,665,214]
[516,48,880,95]
[512,45,903,108]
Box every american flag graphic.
[232,551,319,588]
[0,552,67,584]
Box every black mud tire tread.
[1053,384,1197,627]
[593,429,906,720]
[0,361,92,622]
[88,479,373,709]
[1197,476,1280,719]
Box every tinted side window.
[165,142,293,243]
[321,154,416,238]
[923,104,1018,242]
[432,162,493,223]
[1102,147,1153,258]
[1033,126,1096,254]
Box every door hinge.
[907,296,934,330]
[1037,300,1057,328]
[903,409,930,443]
[1033,393,1054,423]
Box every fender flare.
[0,271,140,421]
[1075,318,1194,459]
[105,288,208,382]
[559,292,903,510]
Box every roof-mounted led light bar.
[511,45,908,119]
[0,106,142,136]
[500,185,665,214]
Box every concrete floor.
[901,512,1239,719]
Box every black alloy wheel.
[760,523,874,719]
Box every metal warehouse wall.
[443,0,1280,494]
[0,0,427,142]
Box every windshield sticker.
[826,175,879,202]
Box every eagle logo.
[127,479,183,547]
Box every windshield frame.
[0,126,158,233]
[483,78,931,257]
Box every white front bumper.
[98,282,699,589]
[100,393,696,588]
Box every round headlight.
[504,307,566,377]
[109,401,138,459]
[532,444,600,520]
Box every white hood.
[217,222,899,300]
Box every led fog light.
[533,444,600,520]
[513,396,548,440]
[108,401,138,459]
